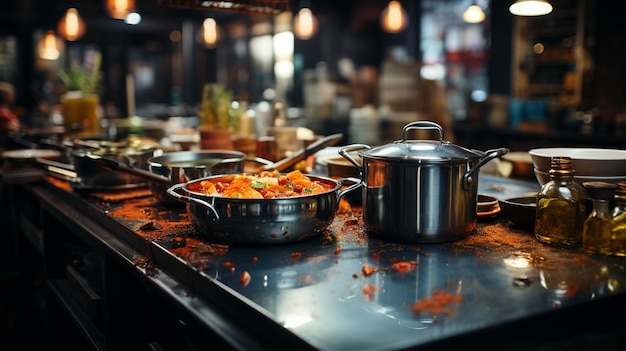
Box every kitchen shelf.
[512,0,587,106]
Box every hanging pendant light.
[380,1,408,34]
[509,0,553,16]
[293,4,318,40]
[105,0,136,19]
[38,30,62,60]
[463,4,486,23]
[57,8,86,41]
[201,18,220,49]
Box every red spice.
[389,261,417,274]
[411,290,463,317]
[291,251,302,259]
[240,271,251,286]
[362,284,376,300]
[362,264,376,277]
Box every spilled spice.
[411,290,463,317]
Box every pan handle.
[337,177,362,200]
[166,183,220,222]
[339,144,369,176]
[463,147,509,189]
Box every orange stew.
[198,170,334,199]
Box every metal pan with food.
[166,170,361,245]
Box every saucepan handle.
[338,144,370,177]
[166,183,220,222]
[463,147,510,189]
[337,177,363,200]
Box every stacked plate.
[529,147,626,186]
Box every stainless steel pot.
[166,174,360,245]
[72,146,162,187]
[339,121,509,244]
[148,150,247,206]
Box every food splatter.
[411,290,463,317]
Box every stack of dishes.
[529,147,626,186]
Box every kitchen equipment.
[166,174,361,245]
[529,147,626,176]
[498,196,537,229]
[339,121,509,244]
[534,169,626,186]
[148,150,247,205]
[254,133,343,173]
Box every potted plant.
[58,52,103,136]
[198,83,235,149]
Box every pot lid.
[361,121,481,163]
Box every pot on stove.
[339,121,509,244]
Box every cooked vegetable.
[198,170,331,199]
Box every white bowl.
[534,168,626,186]
[529,147,626,177]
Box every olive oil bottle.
[535,156,588,246]
[582,181,617,255]
[611,181,626,257]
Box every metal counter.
[10,171,626,350]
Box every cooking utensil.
[166,174,361,245]
[255,133,343,172]
[339,121,509,244]
[148,150,247,205]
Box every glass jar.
[535,156,588,246]
[611,181,626,257]
[582,181,617,255]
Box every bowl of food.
[534,168,626,186]
[166,170,361,245]
[529,147,626,176]
[498,196,537,230]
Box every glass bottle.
[535,156,588,246]
[611,181,626,257]
[582,181,617,255]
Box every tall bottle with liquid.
[535,156,588,246]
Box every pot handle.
[338,144,370,176]
[462,147,510,189]
[166,183,220,222]
[337,177,363,200]
[402,121,443,142]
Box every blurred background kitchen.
[0,0,625,155]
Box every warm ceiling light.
[380,1,408,34]
[293,7,318,40]
[105,0,136,19]
[463,4,486,23]
[509,0,553,16]
[202,18,220,48]
[57,8,86,41]
[38,30,62,60]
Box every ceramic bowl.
[477,194,501,218]
[499,151,534,179]
[534,168,626,186]
[529,147,626,176]
[498,196,537,229]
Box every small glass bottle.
[611,181,626,257]
[535,156,588,246]
[582,181,617,255]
